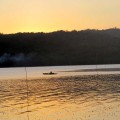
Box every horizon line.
[0,27,120,35]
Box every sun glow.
[0,0,120,33]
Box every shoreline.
[59,68,120,72]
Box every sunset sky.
[0,0,120,33]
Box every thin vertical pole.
[25,67,30,120]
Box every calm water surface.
[0,64,120,80]
[0,65,120,120]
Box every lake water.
[0,64,120,80]
[0,64,120,120]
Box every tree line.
[0,28,120,67]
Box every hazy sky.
[0,0,120,33]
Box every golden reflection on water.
[0,74,120,120]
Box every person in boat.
[43,71,57,75]
[50,71,53,74]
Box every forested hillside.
[0,28,120,67]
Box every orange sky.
[0,0,120,33]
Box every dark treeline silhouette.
[0,28,120,67]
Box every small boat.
[43,71,57,75]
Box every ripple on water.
[0,74,120,120]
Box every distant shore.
[59,68,120,72]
